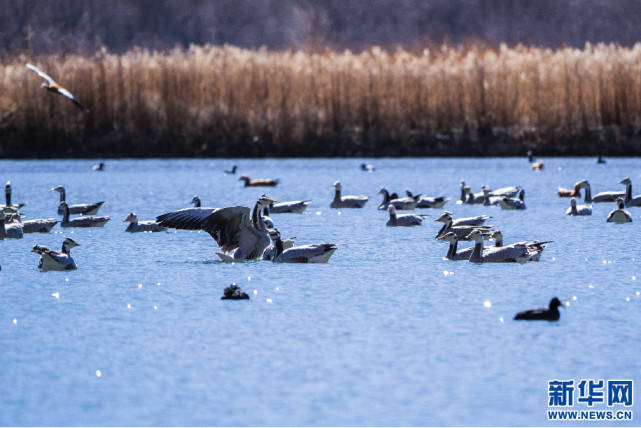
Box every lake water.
[0,158,639,426]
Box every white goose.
[437,231,474,260]
[378,188,417,210]
[32,238,80,271]
[577,180,624,203]
[488,186,522,198]
[52,185,105,215]
[620,177,641,207]
[606,198,632,223]
[466,229,531,263]
[60,202,110,228]
[0,213,23,239]
[490,230,550,261]
[157,195,275,261]
[434,212,493,240]
[269,200,311,214]
[406,191,450,209]
[267,229,337,263]
[124,213,167,233]
[566,198,591,216]
[330,181,368,208]
[386,205,426,226]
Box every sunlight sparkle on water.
[499,317,504,323]
[266,298,272,303]
[52,292,60,300]
[127,304,132,309]
[483,300,492,308]
[137,283,142,289]
[253,290,258,295]
[12,318,17,325]
[96,370,102,377]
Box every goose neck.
[5,186,10,206]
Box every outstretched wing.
[156,207,218,231]
[57,87,87,111]
[26,63,55,84]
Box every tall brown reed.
[1,43,641,157]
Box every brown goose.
[239,176,279,187]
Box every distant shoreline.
[3,44,641,157]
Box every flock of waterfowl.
[14,62,635,321]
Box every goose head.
[5,181,11,191]
[434,211,452,223]
[124,213,138,223]
[191,195,201,206]
[268,228,281,241]
[51,185,65,193]
[460,180,466,187]
[549,297,563,310]
[257,194,276,208]
[333,181,342,191]
[576,179,589,189]
[63,237,80,249]
[238,175,251,184]
[437,231,458,243]
[620,177,631,185]
[490,230,503,240]
[378,188,389,196]
[464,229,484,242]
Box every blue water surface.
[0,158,639,426]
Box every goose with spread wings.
[26,63,88,111]
[156,195,275,260]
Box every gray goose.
[330,181,368,208]
[378,188,417,210]
[124,213,167,233]
[52,185,104,215]
[157,195,275,261]
[267,229,337,263]
[60,202,110,228]
[386,205,426,226]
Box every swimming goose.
[124,213,167,233]
[490,230,549,261]
[437,231,474,260]
[577,180,624,203]
[157,195,275,260]
[267,229,337,263]
[361,163,375,172]
[482,187,502,206]
[514,297,563,321]
[8,214,58,233]
[224,165,238,174]
[191,196,202,208]
[378,188,417,210]
[558,182,581,197]
[239,175,279,187]
[262,235,296,261]
[0,214,23,239]
[439,212,490,226]
[498,190,526,210]
[331,181,368,208]
[386,205,426,227]
[434,212,493,240]
[620,177,641,207]
[2,182,26,211]
[466,229,530,263]
[606,198,632,223]
[60,202,110,227]
[528,151,544,169]
[92,162,104,171]
[221,283,249,300]
[26,63,88,111]
[269,200,311,214]
[31,238,80,271]
[406,191,450,209]
[52,185,105,215]
[531,162,544,170]
[566,198,591,216]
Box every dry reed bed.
[1,43,641,156]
